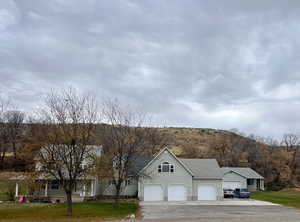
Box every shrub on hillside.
[267,182,287,191]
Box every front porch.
[12,178,98,202]
[247,178,265,191]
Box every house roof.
[128,155,153,177]
[180,158,223,179]
[138,147,222,179]
[221,167,264,179]
[139,147,194,176]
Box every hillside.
[157,127,243,155]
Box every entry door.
[144,185,163,201]
[198,185,217,200]
[168,185,187,201]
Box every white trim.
[91,181,94,196]
[15,183,19,197]
[222,168,264,179]
[45,182,48,197]
[224,170,248,179]
[158,162,174,173]
[139,147,194,176]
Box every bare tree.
[99,100,158,202]
[281,134,300,152]
[4,110,25,161]
[0,97,9,169]
[280,133,300,186]
[37,88,100,216]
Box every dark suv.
[223,189,234,198]
[234,188,250,198]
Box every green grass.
[252,190,300,209]
[0,201,138,222]
[0,181,8,200]
[0,180,27,201]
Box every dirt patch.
[281,188,300,192]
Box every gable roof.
[138,147,223,179]
[139,147,194,176]
[128,155,153,177]
[221,167,264,179]
[180,158,223,179]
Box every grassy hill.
[156,127,243,155]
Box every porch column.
[91,181,94,196]
[45,182,48,197]
[15,182,19,197]
[83,184,86,196]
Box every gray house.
[12,145,264,202]
[221,167,264,191]
[12,145,103,202]
[138,148,223,201]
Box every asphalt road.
[117,201,300,222]
[139,205,300,221]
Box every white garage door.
[144,185,163,201]
[222,181,241,190]
[198,185,217,200]
[168,185,187,201]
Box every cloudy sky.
[1,0,300,139]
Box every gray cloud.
[1,0,300,139]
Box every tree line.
[0,88,168,215]
[1,87,300,215]
[180,129,300,190]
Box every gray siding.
[139,150,193,201]
[247,179,257,191]
[94,178,101,195]
[248,179,264,191]
[223,172,247,188]
[102,178,138,196]
[223,172,265,191]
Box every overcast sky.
[1,0,300,139]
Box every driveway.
[140,199,279,206]
[136,200,300,222]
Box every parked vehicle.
[223,189,234,198]
[234,188,250,198]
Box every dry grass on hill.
[157,127,237,155]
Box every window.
[158,162,174,173]
[80,163,87,169]
[125,179,131,186]
[158,165,162,172]
[247,179,254,185]
[50,180,59,190]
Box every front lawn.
[0,201,138,222]
[252,189,300,209]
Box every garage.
[198,185,217,200]
[222,181,241,190]
[144,184,164,201]
[168,185,187,201]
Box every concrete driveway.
[140,199,279,206]
[137,200,300,222]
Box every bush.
[267,182,287,191]
[5,182,16,201]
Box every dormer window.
[158,162,174,173]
